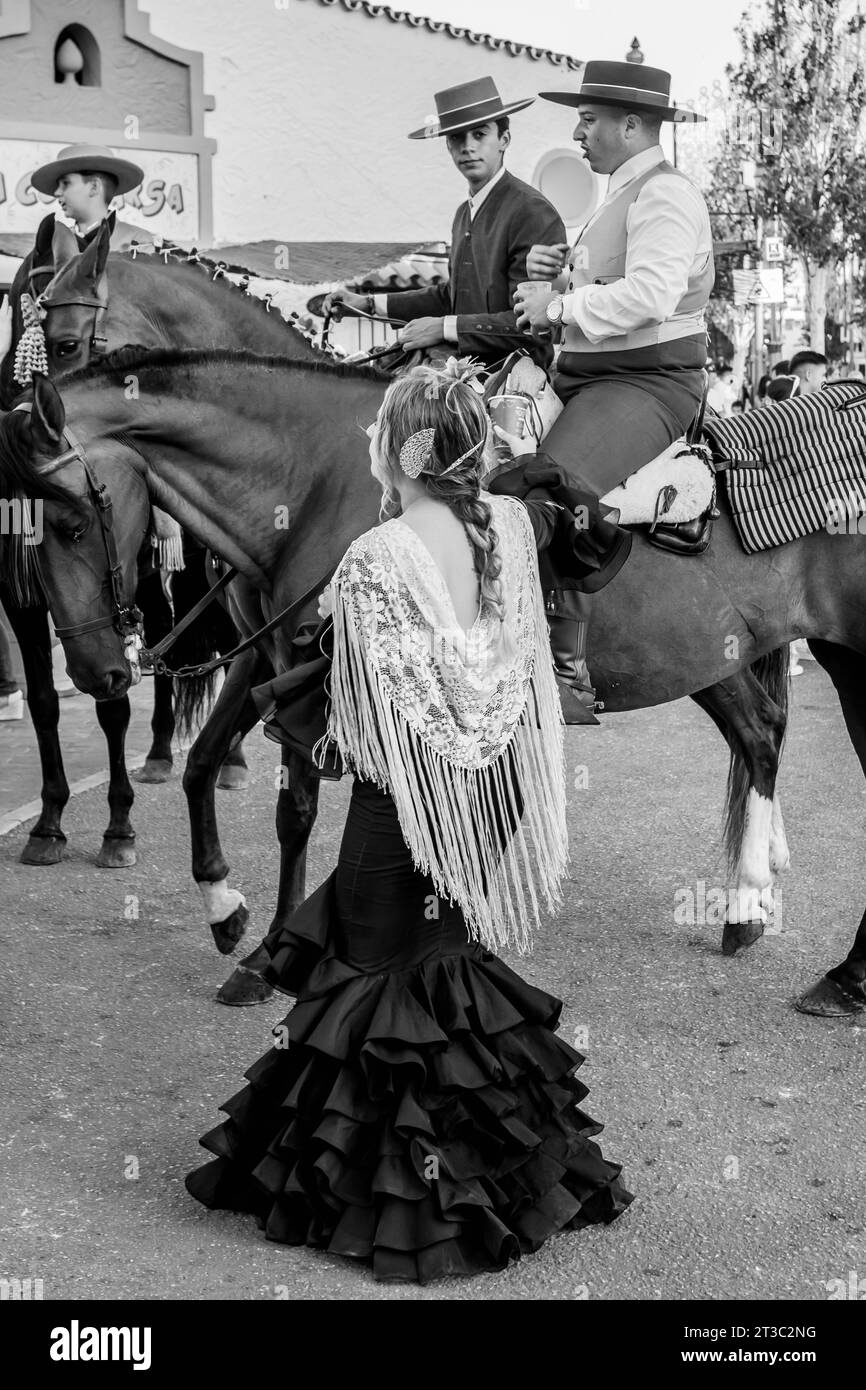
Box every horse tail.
[723,644,791,872]
[169,550,239,742]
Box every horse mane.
[63,344,391,386]
[111,243,336,359]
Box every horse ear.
[30,374,66,454]
[51,221,79,273]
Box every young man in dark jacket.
[323,77,567,369]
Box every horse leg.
[0,592,69,865]
[133,571,175,783]
[182,647,269,956]
[796,639,866,1016]
[94,696,137,868]
[216,732,249,791]
[218,747,321,1006]
[769,792,790,875]
[690,655,788,956]
[690,692,788,874]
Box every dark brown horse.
[0,222,326,866]
[5,351,865,1019]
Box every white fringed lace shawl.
[314,493,568,953]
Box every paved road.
[1,660,864,1300]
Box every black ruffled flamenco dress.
[185,778,633,1283]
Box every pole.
[753,299,764,401]
[752,216,765,400]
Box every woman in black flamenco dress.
[186,363,632,1283]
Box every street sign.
[763,236,785,262]
[732,266,785,306]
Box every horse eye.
[54,340,79,359]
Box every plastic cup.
[489,395,528,438]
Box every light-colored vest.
[562,160,714,356]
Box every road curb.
[0,760,147,839]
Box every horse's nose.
[94,669,131,700]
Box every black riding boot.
[545,588,599,726]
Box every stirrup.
[555,677,600,726]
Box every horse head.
[35,220,111,375]
[0,373,150,699]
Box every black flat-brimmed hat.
[31,143,144,196]
[539,60,706,123]
[409,76,534,140]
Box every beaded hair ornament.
[398,428,484,479]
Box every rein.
[322,300,410,367]
[14,403,143,643]
[140,563,335,680]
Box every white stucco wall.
[139,0,599,245]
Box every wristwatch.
[545,294,564,325]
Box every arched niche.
[54,24,101,87]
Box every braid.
[375,363,507,624]
[424,472,505,624]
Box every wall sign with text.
[0,140,200,243]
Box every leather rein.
[320,301,413,368]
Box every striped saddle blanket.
[701,381,866,553]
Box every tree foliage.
[706,0,866,347]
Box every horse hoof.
[19,835,65,866]
[95,839,137,869]
[721,918,765,956]
[795,975,866,1017]
[133,758,173,784]
[216,966,275,1006]
[216,764,249,791]
[210,902,249,955]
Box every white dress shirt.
[561,145,712,345]
[377,165,508,343]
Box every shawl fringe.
[314,501,568,953]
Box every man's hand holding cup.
[514,281,557,334]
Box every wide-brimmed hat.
[409,77,534,140]
[539,61,706,124]
[30,143,144,196]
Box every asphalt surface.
[1,659,864,1301]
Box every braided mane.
[62,344,391,386]
[117,240,334,358]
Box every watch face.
[546,296,562,323]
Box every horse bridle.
[13,402,143,642]
[28,264,109,358]
[15,403,336,678]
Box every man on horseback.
[498,62,713,723]
[322,77,566,369]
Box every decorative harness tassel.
[13,293,49,386]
